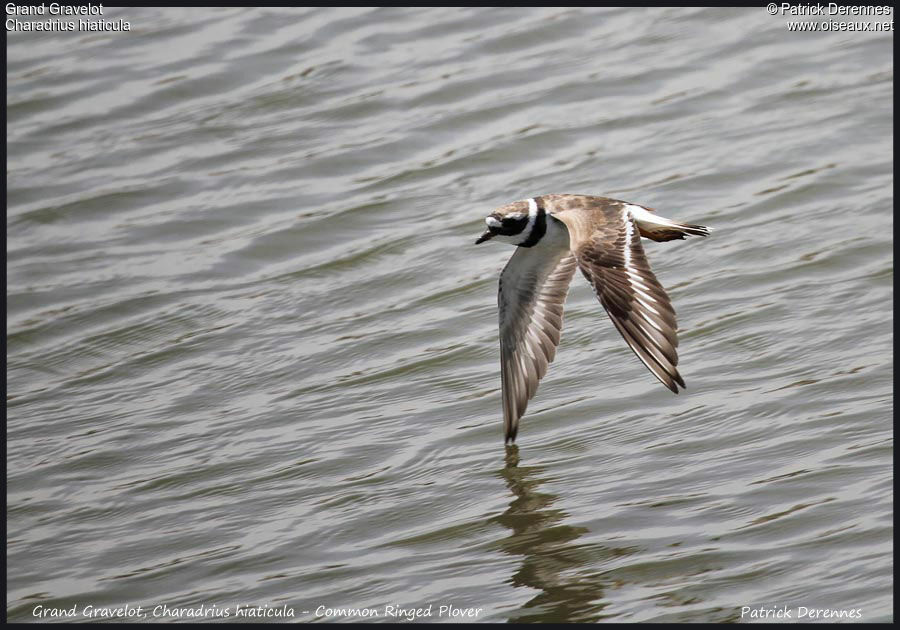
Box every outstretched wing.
[558,202,685,393]
[499,246,577,443]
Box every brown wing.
[499,246,578,443]
[554,201,685,393]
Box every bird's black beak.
[475,228,495,244]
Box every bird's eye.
[499,214,529,235]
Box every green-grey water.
[7,6,893,623]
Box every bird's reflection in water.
[494,445,615,623]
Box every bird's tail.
[629,205,711,242]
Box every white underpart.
[543,210,569,248]
[486,216,501,228]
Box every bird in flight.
[475,194,710,443]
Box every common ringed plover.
[475,194,710,443]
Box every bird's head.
[474,200,535,246]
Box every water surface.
[7,6,893,623]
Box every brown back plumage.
[552,198,685,393]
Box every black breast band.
[519,198,546,248]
